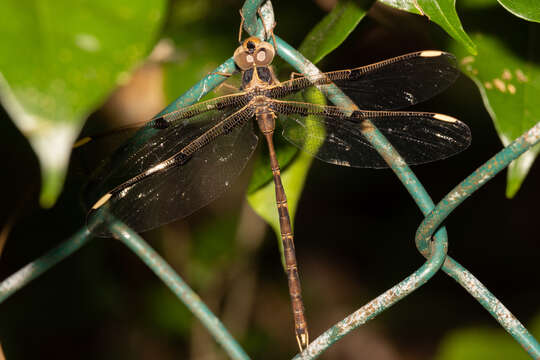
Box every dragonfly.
[84,36,471,351]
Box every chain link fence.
[0,0,539,359]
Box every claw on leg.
[296,330,309,352]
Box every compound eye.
[256,50,266,62]
[234,47,255,70]
[246,40,256,52]
[255,48,273,66]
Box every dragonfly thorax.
[241,66,275,90]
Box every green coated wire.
[241,2,448,357]
[292,229,448,359]
[109,221,251,360]
[0,227,92,303]
[1,0,539,359]
[244,1,540,358]
[0,2,268,358]
[415,122,540,358]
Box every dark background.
[1,0,538,359]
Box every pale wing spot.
[246,54,254,63]
[485,82,493,89]
[433,113,458,123]
[502,69,512,80]
[420,50,443,57]
[507,84,516,94]
[92,193,112,209]
[257,51,266,62]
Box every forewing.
[75,92,248,172]
[271,101,471,168]
[267,51,458,110]
[85,104,258,236]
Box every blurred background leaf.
[162,0,240,105]
[497,0,540,22]
[1,0,540,359]
[435,313,540,360]
[380,0,477,54]
[449,5,540,197]
[0,0,166,207]
[300,0,374,63]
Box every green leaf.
[0,0,166,206]
[435,313,540,360]
[247,151,313,252]
[497,0,540,22]
[247,1,363,259]
[435,327,536,360]
[381,0,477,55]
[299,0,374,64]
[449,19,540,197]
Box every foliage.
[435,314,540,360]
[0,0,539,358]
[0,0,166,206]
[0,0,537,204]
[448,4,540,197]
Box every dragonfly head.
[233,36,275,70]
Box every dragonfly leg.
[210,71,234,77]
[288,71,304,82]
[262,130,309,351]
[257,7,278,52]
[238,9,245,44]
[215,81,240,94]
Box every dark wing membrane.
[266,51,458,110]
[270,100,471,168]
[75,92,249,171]
[152,92,249,124]
[76,92,249,148]
[85,104,257,237]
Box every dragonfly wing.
[267,51,458,110]
[85,104,257,236]
[271,101,471,168]
[75,92,249,170]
